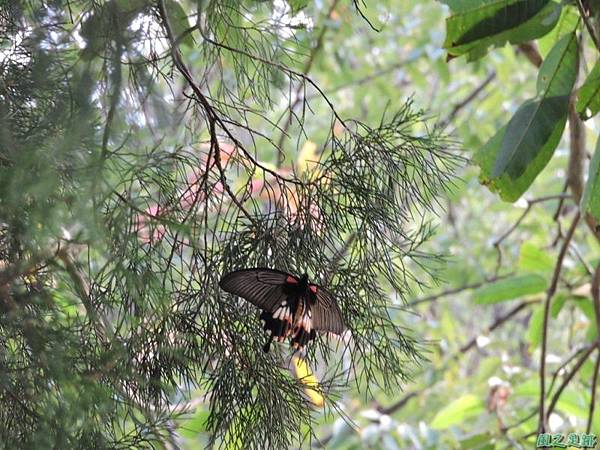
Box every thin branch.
[538,211,581,433]
[353,0,380,32]
[314,58,417,98]
[493,194,572,248]
[378,391,417,415]
[158,1,262,226]
[158,8,306,188]
[56,248,112,339]
[195,30,348,131]
[323,232,357,285]
[276,0,340,168]
[408,273,512,307]
[545,341,598,422]
[439,71,496,128]
[587,348,600,433]
[458,300,537,354]
[376,299,535,418]
[592,262,600,333]
[0,252,52,287]
[552,180,569,222]
[546,343,595,397]
[517,42,542,68]
[492,194,573,274]
[567,100,585,202]
[576,0,600,53]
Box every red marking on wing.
[286,275,299,284]
[309,285,318,294]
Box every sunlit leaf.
[492,32,577,179]
[551,293,567,318]
[474,274,547,304]
[581,135,600,222]
[442,0,561,60]
[430,394,485,429]
[576,60,600,120]
[460,432,493,450]
[537,4,579,56]
[527,304,544,348]
[518,242,555,274]
[476,32,577,200]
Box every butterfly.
[219,268,345,352]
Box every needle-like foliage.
[0,1,458,448]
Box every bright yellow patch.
[296,141,319,175]
[292,355,324,407]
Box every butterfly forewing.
[219,268,297,312]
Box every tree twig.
[56,248,112,340]
[576,0,600,53]
[492,194,573,274]
[408,273,512,307]
[587,348,600,433]
[538,211,581,433]
[439,71,496,129]
[545,341,598,422]
[517,42,542,68]
[276,0,340,168]
[378,391,417,415]
[567,100,585,202]
[458,300,537,354]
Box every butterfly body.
[219,269,344,352]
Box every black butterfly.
[219,268,345,352]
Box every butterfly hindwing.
[309,285,345,335]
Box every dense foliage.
[2,0,600,449]
[0,1,453,448]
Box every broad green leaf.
[513,378,539,397]
[165,0,194,48]
[551,293,567,318]
[581,135,600,222]
[555,390,589,419]
[475,113,565,201]
[430,394,485,429]
[577,60,600,120]
[537,4,579,56]
[536,32,578,97]
[518,242,555,274]
[477,32,577,200]
[474,274,547,304]
[460,432,493,450]
[527,304,544,348]
[517,381,588,416]
[443,1,561,60]
[492,32,577,179]
[572,298,599,341]
[575,297,595,320]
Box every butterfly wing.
[309,285,345,335]
[219,268,297,312]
